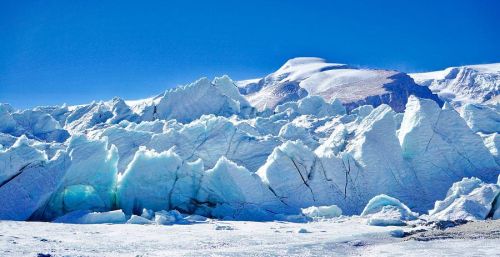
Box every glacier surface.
[0,59,499,223]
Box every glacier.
[0,58,499,224]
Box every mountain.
[410,63,500,106]
[237,57,443,112]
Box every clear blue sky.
[1,0,499,108]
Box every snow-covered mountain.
[237,57,443,112]
[0,59,499,223]
[410,63,500,106]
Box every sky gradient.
[1,0,500,108]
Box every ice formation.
[116,147,203,214]
[361,194,418,226]
[53,210,126,224]
[39,135,119,220]
[428,177,500,221]
[0,150,68,220]
[398,97,498,209]
[197,157,286,219]
[0,59,499,222]
[126,214,153,224]
[301,205,342,219]
[460,103,500,134]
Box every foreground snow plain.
[1,218,499,257]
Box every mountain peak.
[239,58,441,112]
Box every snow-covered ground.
[1,219,499,257]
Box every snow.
[466,63,500,73]
[273,57,347,82]
[240,58,441,112]
[409,70,449,82]
[299,68,394,101]
[363,238,499,257]
[0,218,398,256]
[125,94,162,114]
[235,78,260,89]
[1,218,499,256]
[410,63,500,105]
